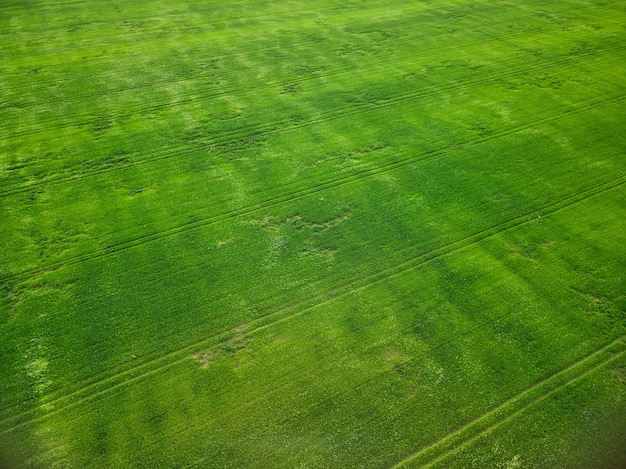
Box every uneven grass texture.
[1,0,626,467]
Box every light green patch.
[0,0,625,467]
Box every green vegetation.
[1,0,625,467]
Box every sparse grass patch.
[1,0,625,467]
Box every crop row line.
[1,171,623,435]
[178,298,576,467]
[289,310,600,468]
[0,2,453,87]
[0,0,449,69]
[1,46,623,204]
[1,90,622,287]
[166,322,626,466]
[3,36,623,144]
[4,8,620,109]
[391,338,626,468]
[0,0,416,23]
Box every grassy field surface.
[1,0,625,467]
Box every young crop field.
[2,0,626,467]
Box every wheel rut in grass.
[1,91,624,287]
[391,337,626,468]
[0,173,623,434]
[1,39,624,198]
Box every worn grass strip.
[391,337,626,468]
[145,334,626,469]
[1,91,622,285]
[2,43,623,202]
[3,40,623,142]
[8,9,624,110]
[1,173,622,434]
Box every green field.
[1,0,626,467]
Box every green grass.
[1,0,626,467]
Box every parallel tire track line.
[0,1,444,73]
[6,10,622,109]
[0,6,465,93]
[2,43,624,201]
[391,337,626,468]
[161,327,626,467]
[186,333,624,469]
[288,313,593,468]
[1,91,623,286]
[1,173,623,434]
[3,40,624,142]
[5,3,622,90]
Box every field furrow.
[1,0,625,467]
[1,90,623,284]
[1,172,622,434]
[392,338,626,468]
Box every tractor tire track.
[5,9,621,110]
[0,91,623,287]
[1,43,624,203]
[2,39,623,144]
[391,338,626,468]
[0,172,623,435]
[0,0,448,71]
[153,318,626,467]
[285,313,595,468]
